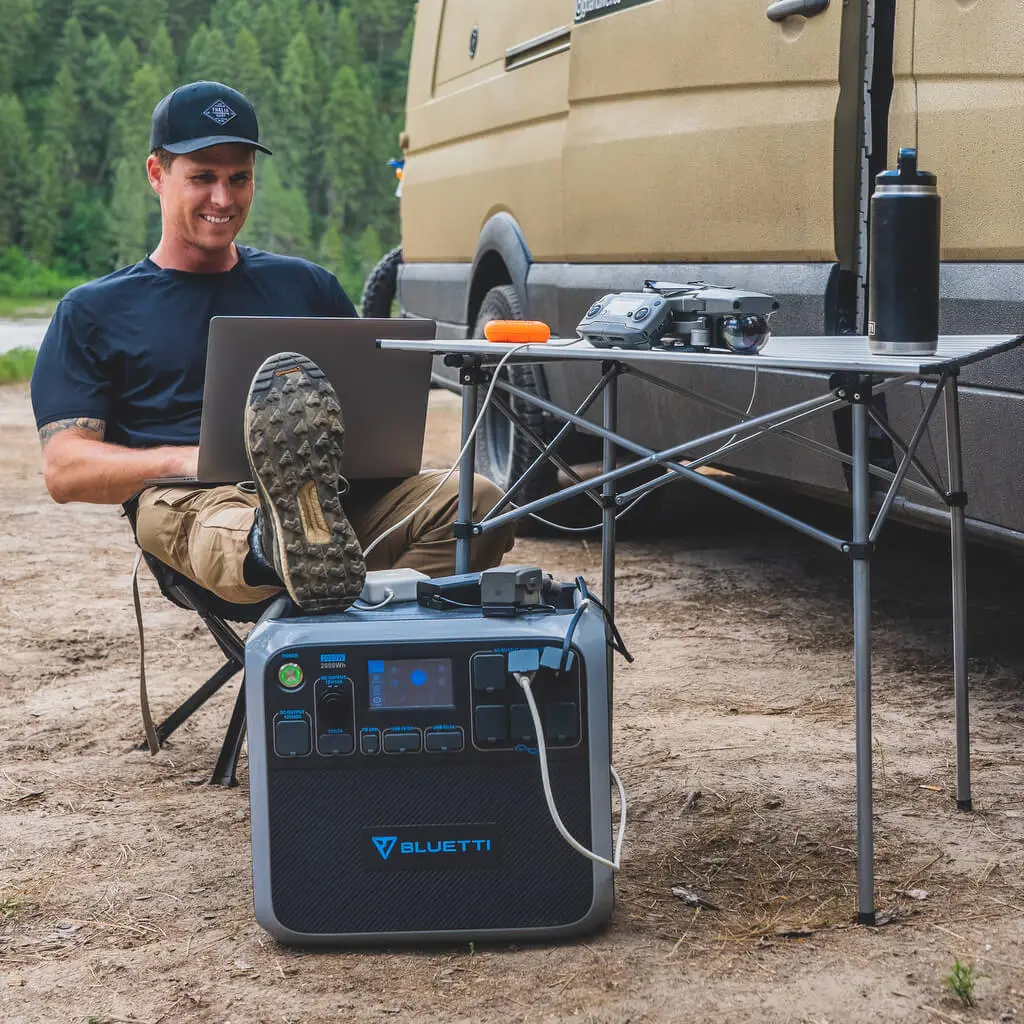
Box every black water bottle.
[868,148,941,355]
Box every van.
[387,0,1024,543]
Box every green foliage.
[241,159,312,256]
[0,0,413,298]
[0,0,37,93]
[944,960,979,1007]
[0,95,31,249]
[0,893,26,920]
[0,347,38,384]
[0,248,85,298]
[23,145,63,263]
[110,159,151,267]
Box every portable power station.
[244,583,614,946]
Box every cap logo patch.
[203,100,237,126]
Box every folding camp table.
[379,332,1024,924]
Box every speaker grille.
[268,758,594,935]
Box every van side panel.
[562,0,844,263]
[401,0,574,264]
[911,0,1024,261]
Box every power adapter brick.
[360,568,429,604]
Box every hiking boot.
[244,351,366,613]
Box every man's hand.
[39,418,201,505]
[169,445,200,479]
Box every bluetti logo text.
[364,825,500,870]
[371,833,492,859]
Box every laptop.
[148,317,437,485]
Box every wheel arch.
[466,212,532,334]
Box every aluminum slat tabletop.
[380,333,1024,376]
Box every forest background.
[0,0,413,306]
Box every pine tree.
[123,0,168,51]
[332,7,359,70]
[110,157,152,266]
[111,63,168,168]
[355,222,384,280]
[0,94,32,248]
[57,185,112,274]
[351,0,408,64]
[80,34,121,182]
[276,31,323,223]
[302,1,328,90]
[242,158,311,257]
[44,61,82,177]
[54,14,89,89]
[23,144,63,264]
[317,221,344,278]
[146,23,177,94]
[183,25,234,85]
[322,64,373,233]
[0,0,38,93]
[25,0,75,89]
[380,15,413,114]
[233,27,273,140]
[69,0,120,40]
[165,0,216,52]
[251,0,302,73]
[114,35,142,97]
[209,0,252,45]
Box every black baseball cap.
[150,81,272,156]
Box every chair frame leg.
[210,680,248,788]
[136,658,242,750]
[135,602,250,784]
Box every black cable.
[558,590,589,675]
[432,596,481,610]
[432,597,557,615]
[578,577,634,663]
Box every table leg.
[602,368,618,702]
[456,374,479,574]
[601,371,618,614]
[851,397,876,925]
[944,374,972,811]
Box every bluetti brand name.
[372,835,492,859]
[363,825,500,871]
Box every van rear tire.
[472,286,587,532]
[360,246,402,318]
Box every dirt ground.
[2,383,1022,1024]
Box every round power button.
[278,663,304,689]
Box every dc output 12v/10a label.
[362,824,501,872]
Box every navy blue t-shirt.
[30,246,357,448]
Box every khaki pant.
[135,472,516,604]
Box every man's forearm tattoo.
[39,417,106,447]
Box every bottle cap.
[875,147,937,187]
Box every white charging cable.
[514,669,627,872]
[362,338,581,560]
[353,589,395,611]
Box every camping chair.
[122,497,283,787]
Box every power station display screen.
[368,658,455,710]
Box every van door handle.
[766,0,829,21]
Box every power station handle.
[766,0,829,21]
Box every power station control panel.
[264,640,586,767]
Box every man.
[31,81,514,612]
